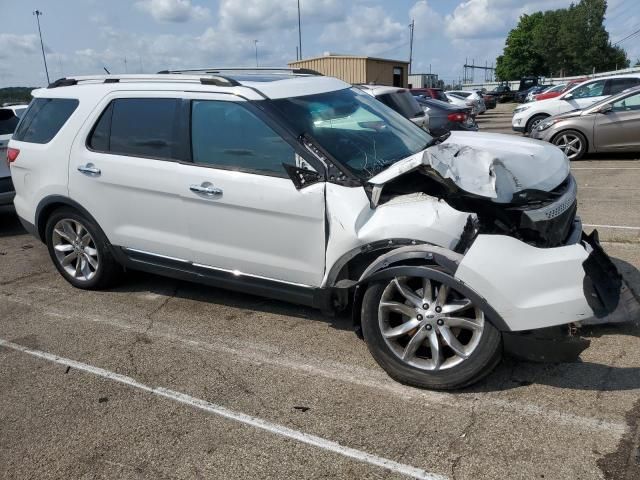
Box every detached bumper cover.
[454,227,638,332]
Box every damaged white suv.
[9,69,636,389]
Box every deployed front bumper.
[454,220,638,331]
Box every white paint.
[0,338,445,480]
[1,293,628,436]
[583,224,640,231]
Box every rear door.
[593,90,640,151]
[68,93,191,260]
[180,95,326,286]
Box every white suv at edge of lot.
[8,70,634,389]
[512,74,640,134]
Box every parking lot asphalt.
[1,102,639,480]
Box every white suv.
[512,74,640,134]
[8,69,634,389]
[0,103,28,204]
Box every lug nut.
[435,306,442,313]
[417,314,423,321]
[422,303,429,309]
[425,324,433,331]
[437,319,444,326]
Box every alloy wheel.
[51,219,100,281]
[378,276,485,371]
[553,134,583,160]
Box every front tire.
[45,208,121,290]
[526,114,549,134]
[361,271,502,390]
[552,129,587,160]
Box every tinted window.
[88,102,113,152]
[12,98,78,143]
[191,100,295,176]
[608,77,640,95]
[106,98,178,159]
[571,80,605,99]
[378,91,424,118]
[0,109,19,135]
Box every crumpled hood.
[368,131,570,203]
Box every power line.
[613,28,640,45]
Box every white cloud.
[0,34,40,59]
[319,6,407,57]
[409,0,442,39]
[135,0,210,23]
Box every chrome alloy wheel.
[378,276,485,371]
[553,133,582,160]
[52,219,99,281]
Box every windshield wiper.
[424,131,451,149]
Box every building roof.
[289,54,409,65]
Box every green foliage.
[0,87,34,105]
[495,0,629,80]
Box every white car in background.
[0,103,28,205]
[446,91,486,116]
[512,74,640,134]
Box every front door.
[181,97,326,286]
[594,90,640,151]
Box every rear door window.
[87,98,179,160]
[12,98,78,143]
[607,77,640,95]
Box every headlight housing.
[513,105,530,114]
[537,118,558,131]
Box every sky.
[0,0,638,88]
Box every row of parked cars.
[512,73,640,159]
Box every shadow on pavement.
[0,206,27,238]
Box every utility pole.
[408,19,414,75]
[297,0,302,60]
[254,40,259,67]
[296,46,299,61]
[33,10,50,84]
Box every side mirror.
[598,103,613,114]
[562,93,573,100]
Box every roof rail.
[158,67,323,76]
[45,74,241,88]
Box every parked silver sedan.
[531,86,640,160]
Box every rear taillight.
[447,112,467,122]
[6,147,19,164]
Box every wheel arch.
[345,245,511,335]
[526,112,550,132]
[550,128,590,154]
[35,195,111,245]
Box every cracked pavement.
[1,103,640,479]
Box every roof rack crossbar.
[158,67,323,76]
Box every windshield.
[268,87,432,179]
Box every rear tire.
[45,208,121,290]
[361,271,502,390]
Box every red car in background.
[534,78,588,101]
[410,87,449,103]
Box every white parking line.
[1,294,628,437]
[583,224,640,231]
[0,337,445,480]
[572,167,640,170]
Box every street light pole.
[33,10,50,84]
[254,40,259,67]
[297,0,302,60]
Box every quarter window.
[190,100,295,176]
[12,98,78,143]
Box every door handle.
[77,163,101,175]
[190,183,223,196]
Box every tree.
[495,0,629,80]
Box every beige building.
[288,54,409,87]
